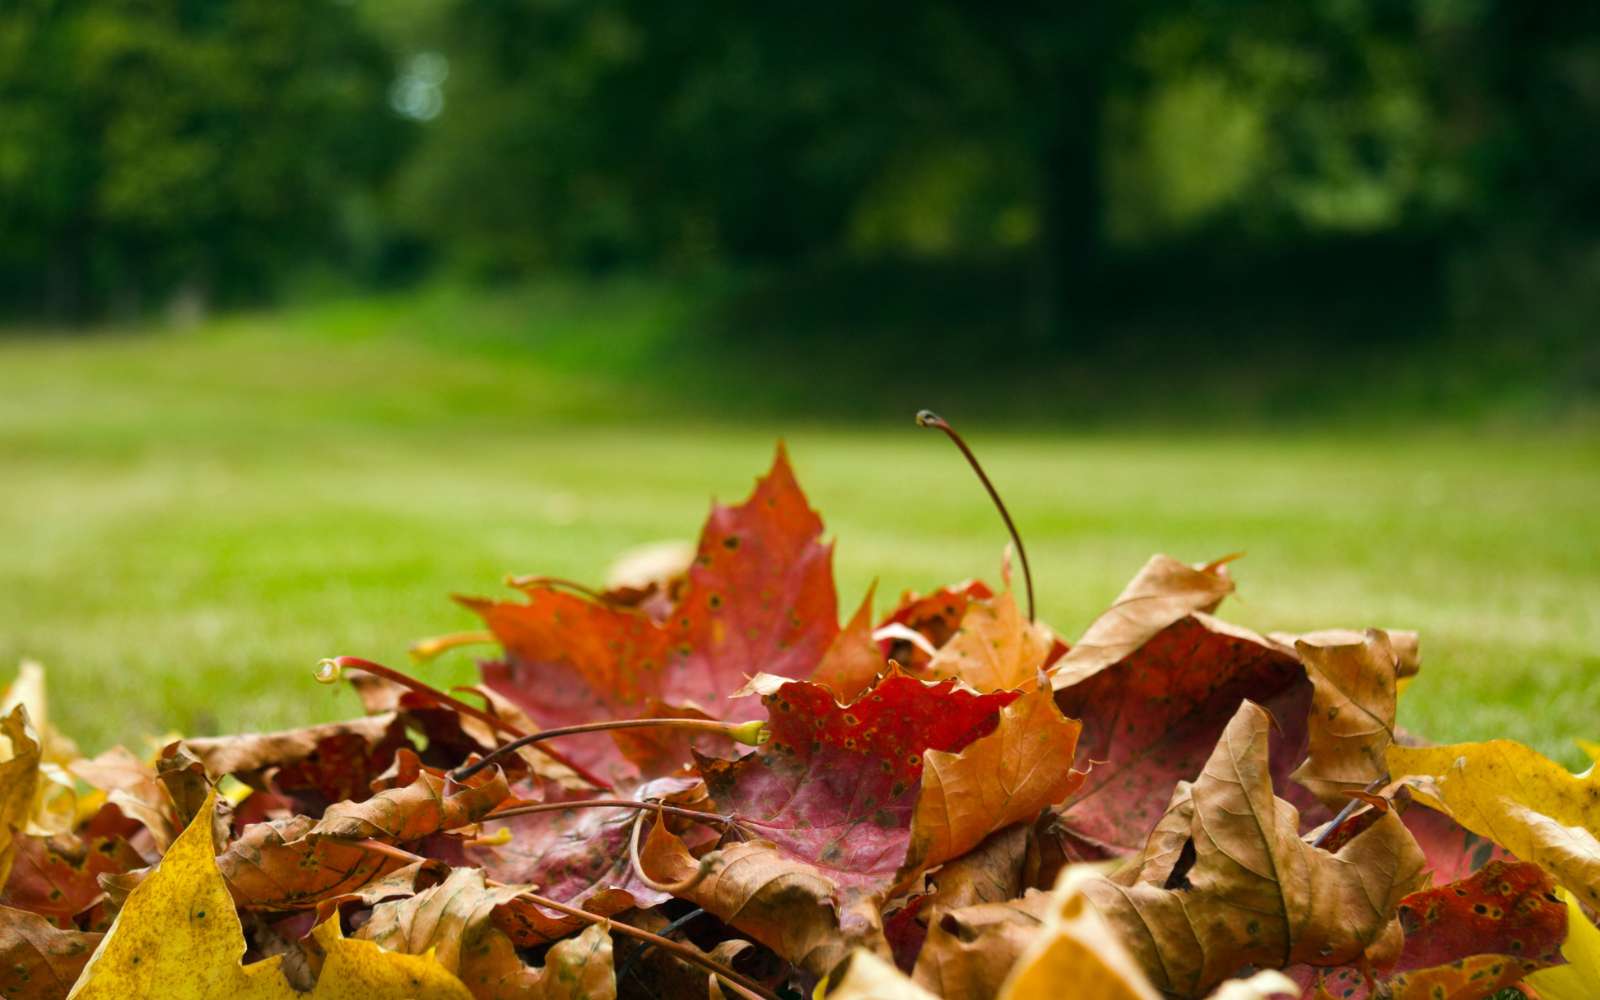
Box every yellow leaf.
[1521,889,1600,1000]
[66,788,472,999]
[826,948,939,999]
[0,704,42,887]
[1387,740,1600,910]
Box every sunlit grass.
[1,294,1596,765]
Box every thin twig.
[452,717,766,783]
[916,410,1036,622]
[488,797,730,827]
[1310,774,1389,849]
[614,907,708,988]
[317,656,612,790]
[514,890,776,1000]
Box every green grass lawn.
[2,287,1597,766]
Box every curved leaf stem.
[916,409,1035,622]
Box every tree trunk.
[1029,60,1108,344]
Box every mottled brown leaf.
[1083,702,1427,997]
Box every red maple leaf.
[465,445,838,780]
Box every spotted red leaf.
[1293,860,1566,999]
[465,776,714,944]
[702,671,1016,896]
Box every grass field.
[2,286,1597,765]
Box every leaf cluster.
[0,445,1592,999]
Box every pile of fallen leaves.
[2,445,1597,1000]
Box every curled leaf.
[1289,630,1400,808]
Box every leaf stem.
[916,409,1035,622]
[505,575,618,604]
[451,717,769,783]
[629,808,721,894]
[487,798,730,827]
[316,656,612,791]
[1309,774,1389,849]
[407,630,496,663]
[513,888,777,1000]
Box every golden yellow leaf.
[0,704,43,887]
[1387,739,1600,909]
[1522,888,1600,1000]
[996,868,1160,1000]
[827,948,939,999]
[66,789,472,999]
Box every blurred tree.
[0,0,406,318]
[392,1,1511,336]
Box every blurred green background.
[1,1,1596,761]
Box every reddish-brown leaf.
[701,671,1015,899]
[307,750,510,842]
[1052,614,1311,858]
[0,830,143,929]
[809,586,888,701]
[0,904,101,1000]
[877,581,994,674]
[1293,860,1566,999]
[465,776,710,930]
[218,814,411,911]
[1083,702,1427,997]
[182,715,408,813]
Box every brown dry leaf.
[181,715,403,780]
[218,814,415,911]
[360,866,614,1000]
[911,891,1050,1000]
[1083,702,1427,997]
[307,749,510,842]
[1387,739,1600,910]
[907,683,1085,876]
[1289,630,1401,808]
[922,824,1038,913]
[809,585,888,701]
[0,904,101,1000]
[1051,614,1310,858]
[65,789,473,999]
[1049,554,1235,689]
[67,747,177,849]
[924,592,1052,693]
[1270,629,1420,682]
[640,820,876,979]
